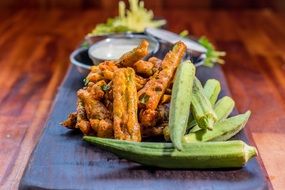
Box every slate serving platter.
[19,63,270,190]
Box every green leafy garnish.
[83,78,89,86]
[179,30,226,67]
[81,41,89,48]
[139,93,150,104]
[179,30,189,38]
[89,0,166,35]
[198,36,226,67]
[102,84,111,92]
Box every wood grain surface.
[0,9,284,189]
[0,0,276,10]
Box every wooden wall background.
[0,0,285,11]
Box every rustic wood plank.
[1,9,285,189]
[0,10,90,189]
[252,133,285,190]
[0,0,276,10]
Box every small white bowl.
[88,34,159,65]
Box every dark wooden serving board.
[19,64,269,190]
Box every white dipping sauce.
[91,44,137,60]
[88,37,158,65]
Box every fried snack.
[148,57,162,71]
[60,112,77,129]
[165,88,172,95]
[98,61,118,80]
[76,99,92,135]
[113,68,141,142]
[86,66,104,83]
[86,80,106,100]
[133,60,155,77]
[116,40,149,67]
[89,119,113,138]
[142,123,167,138]
[102,81,113,112]
[157,104,170,123]
[86,61,118,84]
[161,95,171,104]
[104,95,113,112]
[62,40,187,140]
[77,89,113,138]
[87,60,146,90]
[139,103,170,128]
[139,109,158,127]
[135,75,147,90]
[138,41,186,127]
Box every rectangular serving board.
[19,64,270,190]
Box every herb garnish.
[198,36,226,67]
[179,30,226,67]
[139,93,150,104]
[83,78,89,86]
[102,84,111,92]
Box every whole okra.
[191,77,217,130]
[203,79,221,106]
[189,96,235,133]
[184,111,251,143]
[186,79,222,131]
[83,136,257,169]
[169,61,195,150]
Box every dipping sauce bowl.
[88,34,159,65]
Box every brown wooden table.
[0,9,284,189]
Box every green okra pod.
[186,80,222,132]
[83,136,257,169]
[189,96,235,133]
[169,60,195,150]
[214,96,235,121]
[184,111,251,143]
[203,79,221,106]
[191,77,217,130]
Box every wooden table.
[0,9,284,189]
